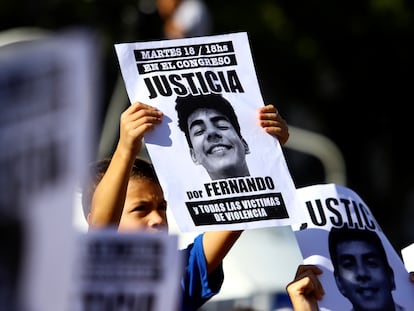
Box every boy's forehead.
[127,178,165,198]
[130,175,160,186]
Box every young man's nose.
[206,126,222,140]
[355,263,370,280]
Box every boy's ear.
[86,213,92,226]
[190,148,200,165]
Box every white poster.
[293,183,414,311]
[115,32,302,232]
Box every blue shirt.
[179,234,224,311]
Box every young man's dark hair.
[328,226,392,275]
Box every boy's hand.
[286,264,324,311]
[259,104,289,145]
[118,102,163,157]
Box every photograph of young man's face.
[186,107,249,180]
[332,236,397,311]
[336,241,394,310]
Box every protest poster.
[115,32,302,232]
[292,183,414,310]
[0,29,98,311]
[70,230,182,311]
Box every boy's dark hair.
[328,226,392,276]
[81,157,159,220]
[175,93,243,147]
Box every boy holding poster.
[86,101,289,311]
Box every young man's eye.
[158,204,167,212]
[191,126,205,136]
[215,120,231,129]
[366,257,380,268]
[339,258,355,269]
[217,125,230,130]
[342,262,353,269]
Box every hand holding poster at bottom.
[291,183,414,311]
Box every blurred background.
[0,0,409,309]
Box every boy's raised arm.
[89,102,163,228]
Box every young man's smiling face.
[334,240,395,311]
[187,107,249,180]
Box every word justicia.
[144,69,244,99]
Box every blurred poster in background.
[0,29,99,311]
[70,231,182,311]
